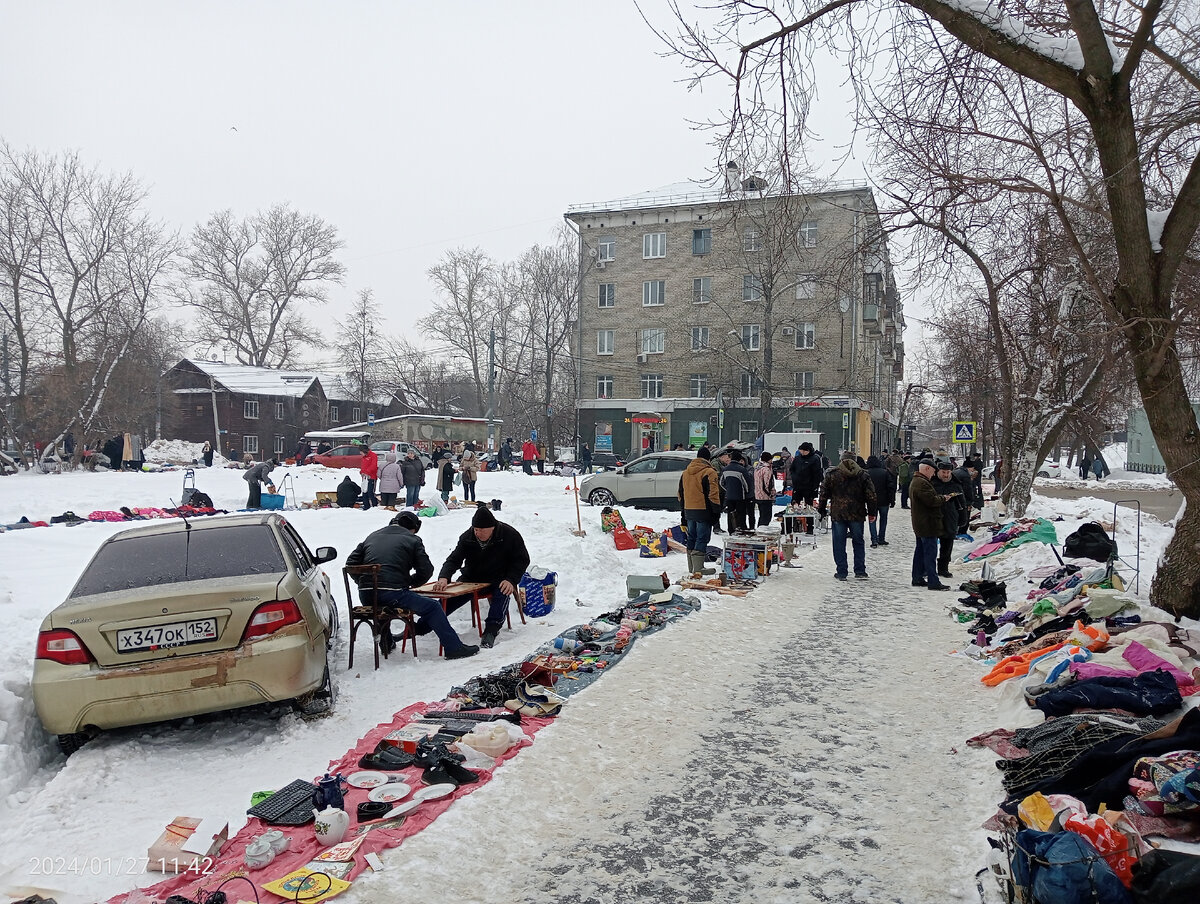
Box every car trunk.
[53,574,286,667]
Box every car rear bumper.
[32,625,326,734]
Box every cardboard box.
[382,723,441,752]
[147,816,228,872]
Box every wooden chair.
[343,564,419,670]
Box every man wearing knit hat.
[345,511,480,658]
[436,505,532,648]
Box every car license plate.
[116,618,218,652]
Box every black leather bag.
[1063,521,1118,562]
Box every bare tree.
[179,204,344,368]
[420,247,499,416]
[661,0,1200,617]
[332,288,389,415]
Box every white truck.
[762,431,826,455]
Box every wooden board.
[679,579,751,597]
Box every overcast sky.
[1,1,889,367]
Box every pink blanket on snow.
[108,701,552,904]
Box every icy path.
[346,521,1006,904]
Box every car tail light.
[242,599,302,641]
[36,629,95,665]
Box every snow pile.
[142,439,205,465]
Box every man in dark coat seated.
[345,511,478,659]
[436,505,531,649]
[336,474,361,508]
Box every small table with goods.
[412,581,493,638]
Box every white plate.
[368,782,412,803]
[345,771,390,790]
[413,783,456,801]
[384,799,423,819]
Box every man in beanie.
[817,451,877,580]
[345,511,480,659]
[788,441,825,535]
[677,445,722,576]
[436,505,531,648]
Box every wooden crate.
[315,491,338,506]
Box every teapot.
[313,805,350,846]
[312,772,346,811]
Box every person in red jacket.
[521,438,537,476]
[359,444,379,510]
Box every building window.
[795,322,816,349]
[642,280,665,306]
[352,407,361,422]
[244,399,259,419]
[597,330,615,355]
[799,220,819,247]
[330,405,339,423]
[743,228,763,252]
[274,401,284,419]
[740,324,761,351]
[244,435,260,455]
[598,283,615,307]
[795,371,816,393]
[640,328,666,355]
[743,274,763,302]
[643,233,666,259]
[690,326,709,350]
[740,372,760,396]
[274,435,286,455]
[690,374,708,398]
[640,374,664,399]
[596,375,613,399]
[598,238,615,262]
[864,272,883,304]
[796,273,817,299]
[692,276,711,305]
[739,420,760,442]
[692,228,711,255]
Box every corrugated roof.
[179,359,319,398]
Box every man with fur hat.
[817,451,878,580]
[436,505,531,648]
[909,458,954,591]
[346,511,479,658]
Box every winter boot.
[688,551,716,577]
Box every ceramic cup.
[260,829,289,854]
[244,837,276,870]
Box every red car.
[307,444,367,469]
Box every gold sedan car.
[33,512,337,754]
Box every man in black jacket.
[788,442,825,535]
[336,474,361,508]
[864,454,897,547]
[436,505,531,649]
[951,463,978,533]
[933,460,966,578]
[345,512,479,659]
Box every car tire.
[588,488,617,507]
[1037,470,1048,478]
[57,730,94,757]
[295,664,335,719]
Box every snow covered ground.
[0,459,1191,902]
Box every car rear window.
[70,525,287,597]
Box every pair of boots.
[687,550,716,576]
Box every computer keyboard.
[246,779,319,825]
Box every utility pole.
[486,325,496,452]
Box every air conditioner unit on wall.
[637,353,648,364]
[596,260,607,269]
[782,327,794,336]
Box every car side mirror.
[313,546,337,564]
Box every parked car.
[307,443,367,469]
[579,451,693,509]
[369,441,433,469]
[588,452,625,472]
[981,460,1062,479]
[32,512,338,754]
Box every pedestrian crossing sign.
[953,421,977,443]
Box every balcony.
[862,302,883,337]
